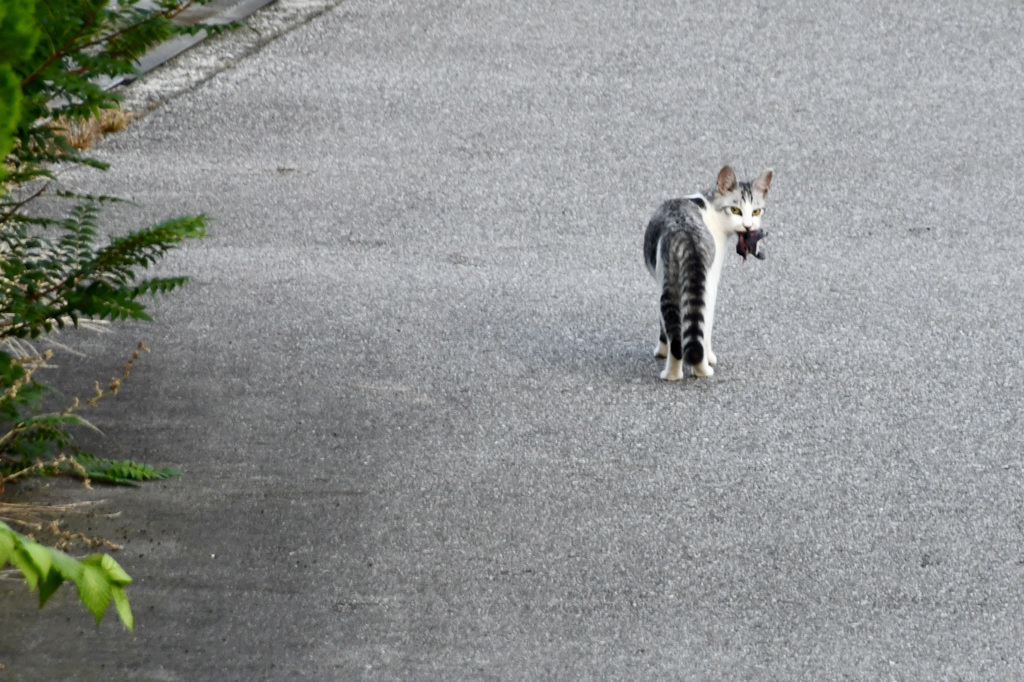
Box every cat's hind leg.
[661,354,684,381]
[659,289,685,380]
[655,326,668,358]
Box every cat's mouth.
[736,229,766,262]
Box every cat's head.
[711,165,773,234]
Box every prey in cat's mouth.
[736,228,766,262]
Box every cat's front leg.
[703,316,717,366]
[703,294,717,365]
[704,257,723,366]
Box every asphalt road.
[4,0,1024,679]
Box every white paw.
[660,357,683,381]
[654,341,668,358]
[707,350,717,366]
[694,361,714,378]
[660,367,684,381]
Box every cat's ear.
[754,169,774,196]
[717,165,738,194]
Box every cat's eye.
[729,207,742,215]
[752,208,762,216]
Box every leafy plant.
[70,453,179,485]
[1,0,228,471]
[0,350,75,470]
[0,343,180,482]
[0,0,234,625]
[0,198,206,340]
[0,0,39,180]
[1,519,133,629]
[8,0,236,186]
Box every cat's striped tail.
[660,234,706,367]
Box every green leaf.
[88,552,132,587]
[9,546,41,591]
[0,68,22,173]
[37,564,65,608]
[0,526,15,565]
[76,561,114,625]
[111,585,134,631]
[47,544,84,583]
[18,537,53,579]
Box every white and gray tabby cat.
[643,165,773,380]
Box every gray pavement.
[3,0,1024,679]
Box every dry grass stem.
[0,454,91,492]
[0,498,121,557]
[0,500,106,523]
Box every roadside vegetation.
[1,0,233,629]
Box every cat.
[643,165,773,380]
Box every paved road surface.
[3,0,1024,679]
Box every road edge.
[120,0,348,114]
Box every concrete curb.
[129,0,279,82]
[119,0,347,114]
